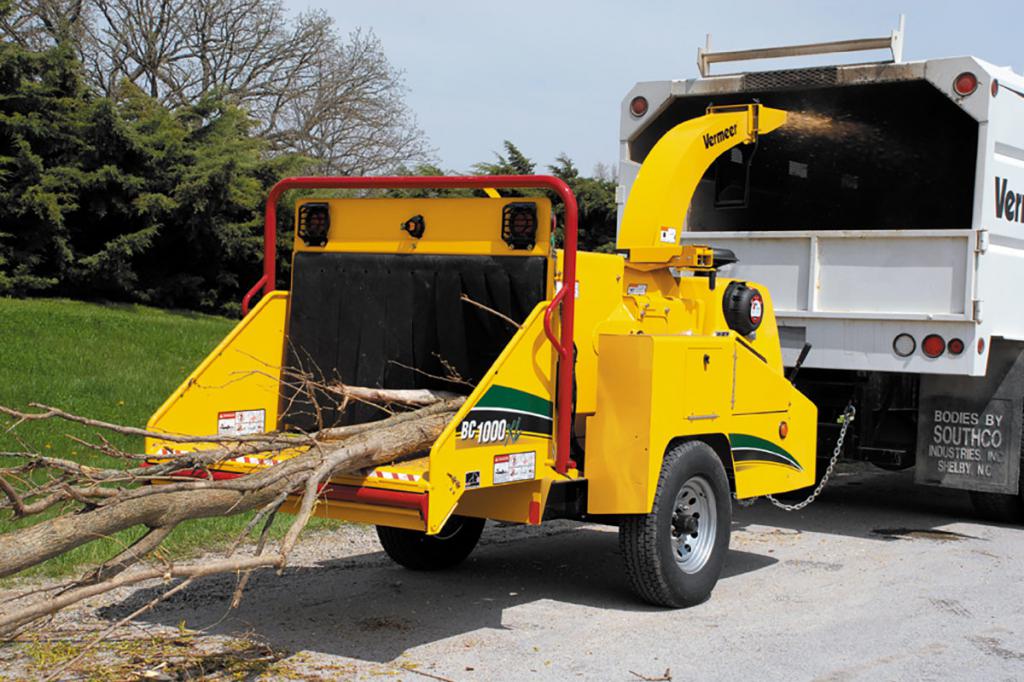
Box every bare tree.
[2,0,433,174]
[0,0,88,51]
[83,0,431,171]
[277,28,430,175]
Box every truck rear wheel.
[619,440,731,607]
[376,515,485,571]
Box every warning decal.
[493,451,536,485]
[217,409,266,436]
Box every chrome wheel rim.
[671,475,717,574]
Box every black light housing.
[502,202,537,250]
[722,281,763,336]
[297,203,330,247]
[401,214,426,239]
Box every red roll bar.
[243,175,579,475]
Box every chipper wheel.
[376,515,486,571]
[619,440,731,607]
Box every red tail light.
[947,338,965,356]
[630,96,649,118]
[953,72,978,97]
[922,334,946,358]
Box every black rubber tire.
[619,440,731,608]
[376,515,485,571]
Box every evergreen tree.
[549,153,617,252]
[0,36,89,294]
[0,17,308,314]
[472,140,535,176]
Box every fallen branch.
[0,386,466,637]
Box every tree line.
[0,0,616,316]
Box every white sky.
[286,0,1024,174]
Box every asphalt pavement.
[110,463,1024,681]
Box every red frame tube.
[244,175,579,475]
[164,468,429,521]
[321,484,429,521]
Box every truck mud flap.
[915,339,1024,494]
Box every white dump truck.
[617,18,1024,521]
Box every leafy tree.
[2,0,433,175]
[0,32,87,294]
[472,140,535,176]
[0,15,307,314]
[548,153,617,252]
[468,142,618,251]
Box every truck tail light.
[992,79,999,97]
[978,338,986,354]
[922,334,946,358]
[630,96,649,118]
[893,333,915,357]
[953,72,978,97]
[947,338,965,356]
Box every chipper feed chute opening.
[147,175,581,538]
[147,105,819,608]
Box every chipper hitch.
[148,104,817,607]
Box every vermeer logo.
[703,124,738,149]
[995,177,1024,223]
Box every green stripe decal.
[729,433,803,472]
[474,385,552,419]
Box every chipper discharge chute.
[147,103,817,607]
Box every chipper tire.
[376,515,485,571]
[619,440,731,608]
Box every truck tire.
[619,440,731,607]
[969,462,1024,524]
[376,515,485,571]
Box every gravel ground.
[2,463,1023,681]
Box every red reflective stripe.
[247,175,580,474]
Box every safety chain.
[736,403,856,511]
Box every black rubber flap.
[281,252,546,430]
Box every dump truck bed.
[619,55,1024,377]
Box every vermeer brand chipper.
[149,104,816,606]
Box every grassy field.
[0,297,334,578]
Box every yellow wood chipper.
[147,104,816,607]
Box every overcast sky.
[285,1,1023,174]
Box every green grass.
[0,297,335,579]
